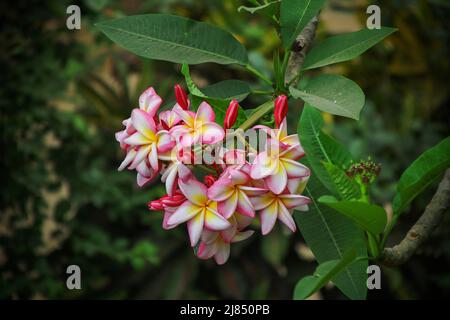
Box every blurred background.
[1,0,449,299]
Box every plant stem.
[245,64,273,86]
[252,89,273,95]
[367,232,380,259]
[237,100,275,131]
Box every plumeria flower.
[167,178,231,246]
[251,189,311,235]
[250,142,309,194]
[197,229,254,265]
[158,108,182,130]
[116,87,163,148]
[160,159,192,196]
[170,102,225,147]
[255,118,304,160]
[250,119,309,194]
[124,109,175,171]
[197,213,254,265]
[208,168,265,219]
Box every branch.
[284,16,319,86]
[382,168,450,267]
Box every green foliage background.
[1,0,449,299]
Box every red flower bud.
[148,199,163,211]
[161,193,186,207]
[204,175,217,187]
[224,99,239,130]
[174,84,189,110]
[274,95,288,128]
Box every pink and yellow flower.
[251,190,311,235]
[208,168,265,219]
[167,178,231,246]
[123,109,175,171]
[250,120,309,194]
[170,102,225,147]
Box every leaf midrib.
[98,23,245,65]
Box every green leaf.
[181,64,248,127]
[319,196,387,235]
[238,0,280,18]
[201,80,251,102]
[323,162,361,200]
[298,104,353,195]
[96,14,248,65]
[303,27,397,70]
[280,0,325,48]
[295,171,368,299]
[290,74,365,120]
[293,249,359,300]
[393,137,450,215]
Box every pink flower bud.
[148,199,163,211]
[274,95,288,128]
[224,99,239,130]
[161,191,186,207]
[174,84,189,110]
[204,175,217,187]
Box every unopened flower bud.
[204,175,217,187]
[174,84,189,110]
[148,199,163,211]
[274,95,288,128]
[224,99,239,130]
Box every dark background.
[1,0,449,299]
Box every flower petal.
[195,101,215,123]
[162,208,177,230]
[200,123,225,145]
[278,194,311,209]
[124,132,150,146]
[173,105,195,127]
[131,109,156,139]
[204,207,231,231]
[260,200,278,235]
[250,193,275,210]
[179,178,208,206]
[197,241,217,260]
[228,169,249,185]
[239,186,268,196]
[217,190,238,219]
[129,145,151,169]
[201,229,219,244]
[281,158,310,178]
[118,148,137,171]
[139,87,162,116]
[250,152,277,179]
[265,163,287,194]
[156,131,175,153]
[232,230,254,243]
[163,164,178,196]
[214,240,230,265]
[187,211,205,247]
[208,178,234,202]
[236,190,255,217]
[148,143,159,171]
[167,201,202,226]
[220,223,237,243]
[277,201,296,232]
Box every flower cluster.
[116,86,311,265]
